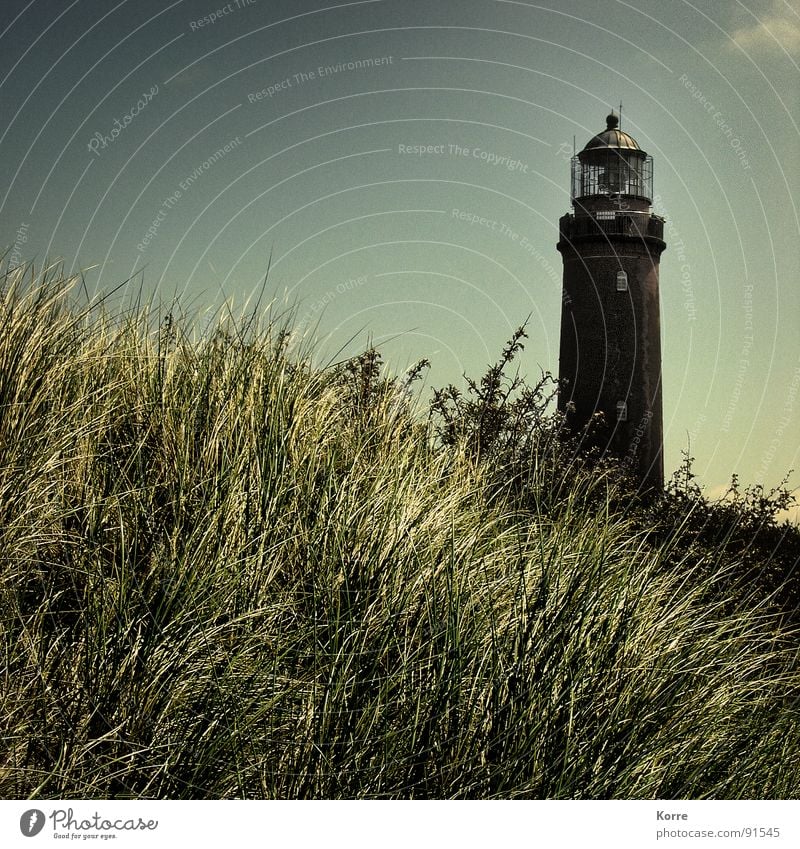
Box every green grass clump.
[1,263,798,799]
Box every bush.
[646,451,800,625]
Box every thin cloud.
[730,0,800,55]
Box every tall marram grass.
[1,263,798,798]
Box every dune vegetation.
[1,262,798,799]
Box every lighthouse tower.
[557,112,667,490]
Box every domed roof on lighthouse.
[583,111,642,151]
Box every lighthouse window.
[616,271,628,291]
[616,401,628,421]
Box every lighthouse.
[557,112,667,490]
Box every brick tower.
[557,112,667,490]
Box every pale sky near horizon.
[2,0,799,510]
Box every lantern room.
[571,111,653,205]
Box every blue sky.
[2,0,798,507]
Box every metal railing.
[560,212,664,241]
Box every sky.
[1,0,798,505]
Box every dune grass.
[1,263,798,799]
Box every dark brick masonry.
[557,204,667,492]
